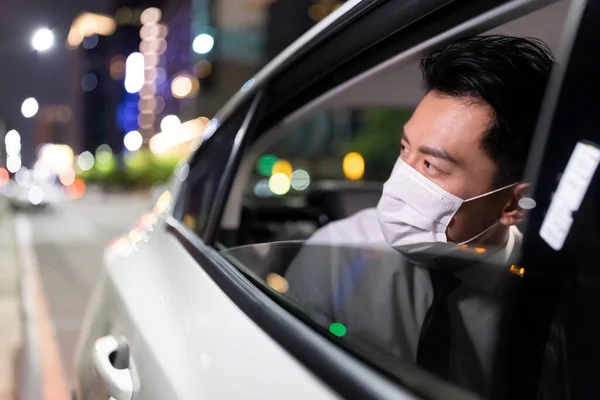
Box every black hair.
[420,35,554,186]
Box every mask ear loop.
[457,222,499,246]
[456,183,520,245]
[463,182,519,203]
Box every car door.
[72,97,253,399]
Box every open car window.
[220,241,519,399]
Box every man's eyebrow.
[418,145,459,164]
[402,132,459,164]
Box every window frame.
[172,95,256,237]
[165,0,577,398]
[492,0,600,398]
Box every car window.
[235,107,411,245]
[176,100,252,237]
[220,240,513,399]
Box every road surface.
[21,191,153,387]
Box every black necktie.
[416,270,460,378]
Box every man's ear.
[499,183,529,226]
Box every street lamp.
[32,28,54,52]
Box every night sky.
[0,0,109,164]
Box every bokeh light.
[59,168,76,186]
[124,52,145,93]
[5,129,20,146]
[7,155,22,173]
[124,130,143,151]
[81,73,98,92]
[291,169,310,190]
[15,168,33,186]
[329,322,347,337]
[21,97,39,118]
[33,160,52,183]
[171,75,193,98]
[268,173,291,195]
[115,7,133,24]
[68,179,86,199]
[160,115,181,133]
[144,54,159,69]
[253,179,272,197]
[77,151,94,171]
[32,28,54,51]
[194,60,212,78]
[154,191,172,214]
[96,144,113,164]
[308,4,328,22]
[192,33,214,54]
[82,34,99,49]
[343,152,365,180]
[257,154,277,176]
[140,24,159,40]
[140,7,162,25]
[38,144,74,174]
[0,168,9,186]
[272,159,293,177]
[171,74,200,99]
[67,13,116,48]
[5,139,21,156]
[110,56,126,80]
[266,273,289,293]
[28,186,44,205]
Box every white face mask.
[376,158,517,247]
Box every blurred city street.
[21,191,152,384]
[0,0,339,396]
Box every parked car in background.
[73,0,600,399]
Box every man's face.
[400,91,512,243]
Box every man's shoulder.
[307,207,387,246]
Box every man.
[285,35,555,396]
[302,35,553,257]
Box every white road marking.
[15,213,70,400]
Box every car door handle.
[93,336,135,400]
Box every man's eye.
[424,160,436,170]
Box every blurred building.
[34,105,74,151]
[65,0,343,158]
[157,0,345,121]
[67,4,162,155]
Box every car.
[3,179,67,210]
[73,0,600,399]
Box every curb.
[15,213,43,400]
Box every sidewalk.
[0,200,22,400]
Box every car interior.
[218,0,571,250]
